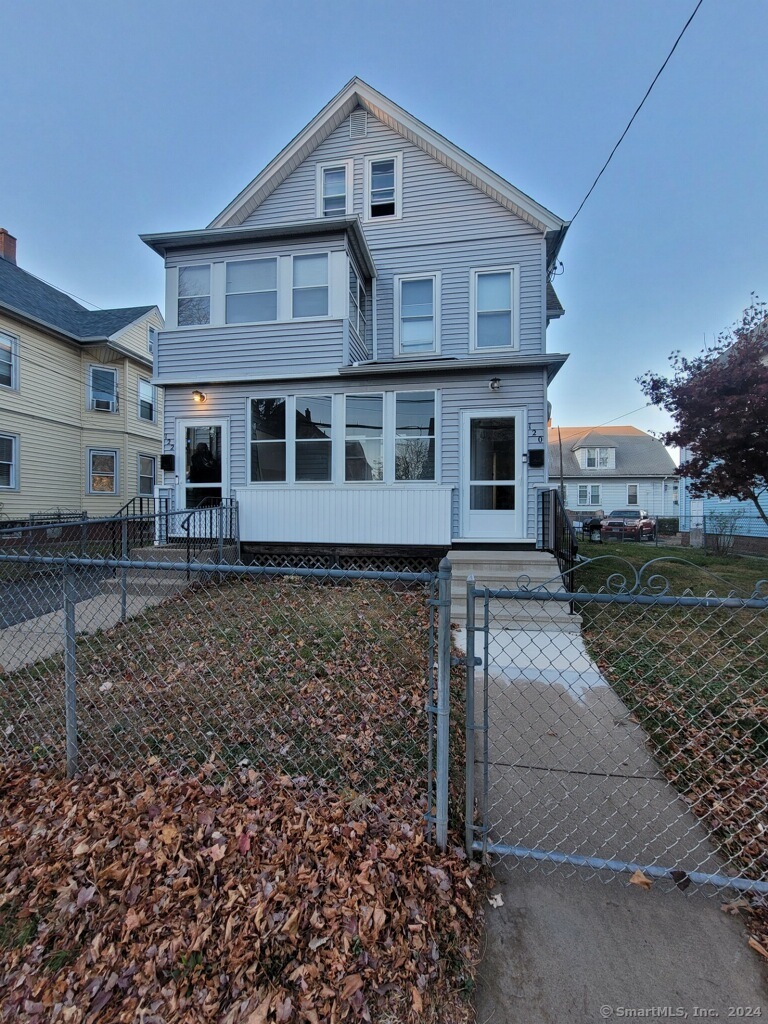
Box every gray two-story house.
[142,78,569,561]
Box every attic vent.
[349,110,368,138]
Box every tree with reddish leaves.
[638,296,768,528]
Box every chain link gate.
[464,558,768,896]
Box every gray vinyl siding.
[162,368,546,540]
[243,109,546,361]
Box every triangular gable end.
[209,77,568,250]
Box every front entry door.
[177,420,229,509]
[461,410,524,540]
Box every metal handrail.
[540,488,579,593]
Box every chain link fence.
[0,549,454,844]
[464,556,768,894]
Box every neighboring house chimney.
[0,229,17,264]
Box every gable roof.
[548,426,677,477]
[209,77,569,266]
[0,255,153,343]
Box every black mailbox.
[160,453,175,472]
[528,449,545,468]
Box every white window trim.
[627,483,639,505]
[577,483,601,506]
[394,272,441,357]
[0,331,19,391]
[315,159,354,218]
[224,255,279,326]
[344,392,385,483]
[363,152,403,222]
[469,266,520,352]
[248,395,290,484]
[0,431,19,490]
[138,377,156,423]
[290,252,332,322]
[177,262,212,327]
[87,448,119,496]
[138,454,157,496]
[88,365,118,413]
[294,394,334,484]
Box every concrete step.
[447,548,581,631]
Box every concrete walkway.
[455,626,768,1022]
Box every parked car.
[600,509,656,541]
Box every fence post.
[465,573,476,857]
[120,517,129,621]
[435,557,452,852]
[218,502,224,562]
[63,565,78,778]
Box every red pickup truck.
[600,509,656,541]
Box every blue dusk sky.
[2,0,766,445]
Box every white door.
[176,419,229,510]
[461,410,525,540]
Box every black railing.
[539,488,579,592]
[177,498,239,564]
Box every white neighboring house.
[548,426,678,521]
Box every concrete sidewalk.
[456,626,768,1022]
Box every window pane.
[178,296,210,326]
[296,440,332,481]
[227,291,277,323]
[226,259,276,293]
[401,319,434,350]
[296,396,332,439]
[477,272,510,311]
[293,287,328,318]
[178,265,210,297]
[396,438,434,481]
[591,486,601,504]
[91,368,116,409]
[324,195,346,216]
[476,311,511,348]
[251,398,286,441]
[139,380,154,420]
[346,394,383,435]
[323,168,346,195]
[345,439,383,481]
[470,418,515,480]
[396,392,434,436]
[401,278,433,315]
[371,160,395,191]
[293,255,328,288]
[470,485,515,510]
[0,436,12,462]
[251,443,286,482]
[0,341,12,387]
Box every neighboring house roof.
[548,426,677,477]
[208,77,569,268]
[0,253,153,343]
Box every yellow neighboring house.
[0,229,164,523]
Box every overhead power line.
[570,0,705,225]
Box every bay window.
[226,258,277,323]
[292,254,329,318]
[178,265,211,326]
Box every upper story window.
[226,258,277,323]
[0,331,19,390]
[395,391,436,481]
[585,446,612,469]
[396,274,439,355]
[147,325,158,355]
[317,160,353,217]
[138,378,156,422]
[89,366,117,412]
[471,268,519,350]
[365,153,402,220]
[345,394,383,481]
[0,433,18,489]
[348,263,367,338]
[292,254,329,318]
[178,265,211,326]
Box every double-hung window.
[472,268,518,350]
[0,331,19,390]
[89,449,118,494]
[89,366,117,412]
[296,396,333,481]
[317,161,352,217]
[345,394,383,481]
[292,254,328,318]
[586,447,610,469]
[365,153,402,219]
[147,326,158,356]
[138,378,155,421]
[178,265,211,326]
[250,398,287,482]
[395,391,436,481]
[0,433,18,488]
[627,483,639,505]
[578,484,601,506]
[138,455,156,496]
[396,274,439,355]
[226,258,278,323]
